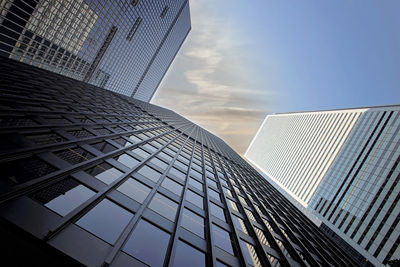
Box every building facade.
[0,58,357,266]
[0,0,191,101]
[245,106,400,266]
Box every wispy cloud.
[152,0,274,155]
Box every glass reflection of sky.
[45,184,95,216]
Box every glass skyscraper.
[246,106,400,266]
[0,0,191,101]
[0,58,357,266]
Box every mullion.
[104,125,197,266]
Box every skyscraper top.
[0,0,191,102]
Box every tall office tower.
[245,106,400,266]
[0,0,191,101]
[0,59,357,267]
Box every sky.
[152,0,400,155]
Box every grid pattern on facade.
[310,108,400,266]
[0,59,357,266]
[245,110,365,206]
[0,0,191,101]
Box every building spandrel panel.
[0,58,358,266]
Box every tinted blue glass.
[148,193,178,221]
[117,178,151,203]
[123,219,170,267]
[150,157,169,170]
[208,188,221,201]
[212,224,234,255]
[240,240,261,266]
[42,181,95,216]
[190,168,202,180]
[137,165,162,182]
[116,154,140,168]
[169,167,186,180]
[216,260,231,267]
[131,148,150,158]
[189,177,203,191]
[172,240,206,267]
[174,160,187,171]
[76,199,133,244]
[162,177,183,196]
[87,162,123,185]
[210,203,226,222]
[181,208,204,238]
[185,190,203,209]
[232,215,248,234]
[207,178,218,188]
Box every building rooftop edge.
[273,103,400,115]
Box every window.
[212,224,234,255]
[174,160,187,171]
[189,177,203,191]
[169,167,186,180]
[31,178,95,216]
[186,190,203,209]
[131,147,149,158]
[150,157,169,170]
[222,187,233,197]
[76,199,133,244]
[219,178,228,187]
[240,240,262,267]
[149,193,178,221]
[232,215,248,234]
[227,199,239,212]
[210,203,226,221]
[181,208,204,238]
[208,188,221,201]
[207,178,217,188]
[159,151,173,163]
[137,165,162,182]
[115,153,139,168]
[86,162,123,185]
[143,143,157,153]
[172,240,205,267]
[117,178,151,203]
[123,219,170,266]
[128,134,142,143]
[162,177,183,196]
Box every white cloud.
[152,0,274,155]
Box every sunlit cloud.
[152,0,275,155]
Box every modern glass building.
[0,0,191,101]
[245,106,400,266]
[0,58,357,266]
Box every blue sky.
[152,0,400,154]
